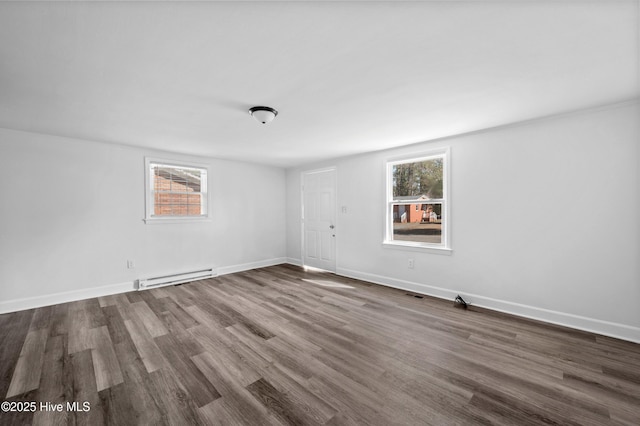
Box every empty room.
[1,1,639,425]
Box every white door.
[302,168,336,272]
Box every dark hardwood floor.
[1,264,639,425]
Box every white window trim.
[144,157,210,224]
[383,147,451,252]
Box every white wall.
[2,102,638,342]
[0,128,286,312]
[286,102,640,342]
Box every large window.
[144,158,208,222]
[385,149,449,250]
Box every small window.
[385,148,449,250]
[144,158,208,222]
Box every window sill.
[143,217,211,225]
[382,241,452,255]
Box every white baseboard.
[286,257,303,267]
[4,260,637,344]
[0,257,289,315]
[336,267,640,344]
[0,281,134,315]
[217,257,287,276]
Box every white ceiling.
[0,1,638,167]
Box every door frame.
[301,166,337,273]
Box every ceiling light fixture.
[249,106,278,124]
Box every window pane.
[186,172,201,192]
[154,169,171,191]
[392,158,443,200]
[155,205,172,216]
[156,193,171,204]
[172,205,189,216]
[147,161,208,220]
[171,175,188,192]
[170,194,189,204]
[392,203,442,244]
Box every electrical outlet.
[127,260,135,269]
[408,258,414,269]
[341,206,347,214]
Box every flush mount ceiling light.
[249,106,278,124]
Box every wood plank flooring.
[1,264,639,425]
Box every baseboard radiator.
[137,267,216,290]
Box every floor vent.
[137,268,216,291]
[454,295,468,309]
[406,293,424,299]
